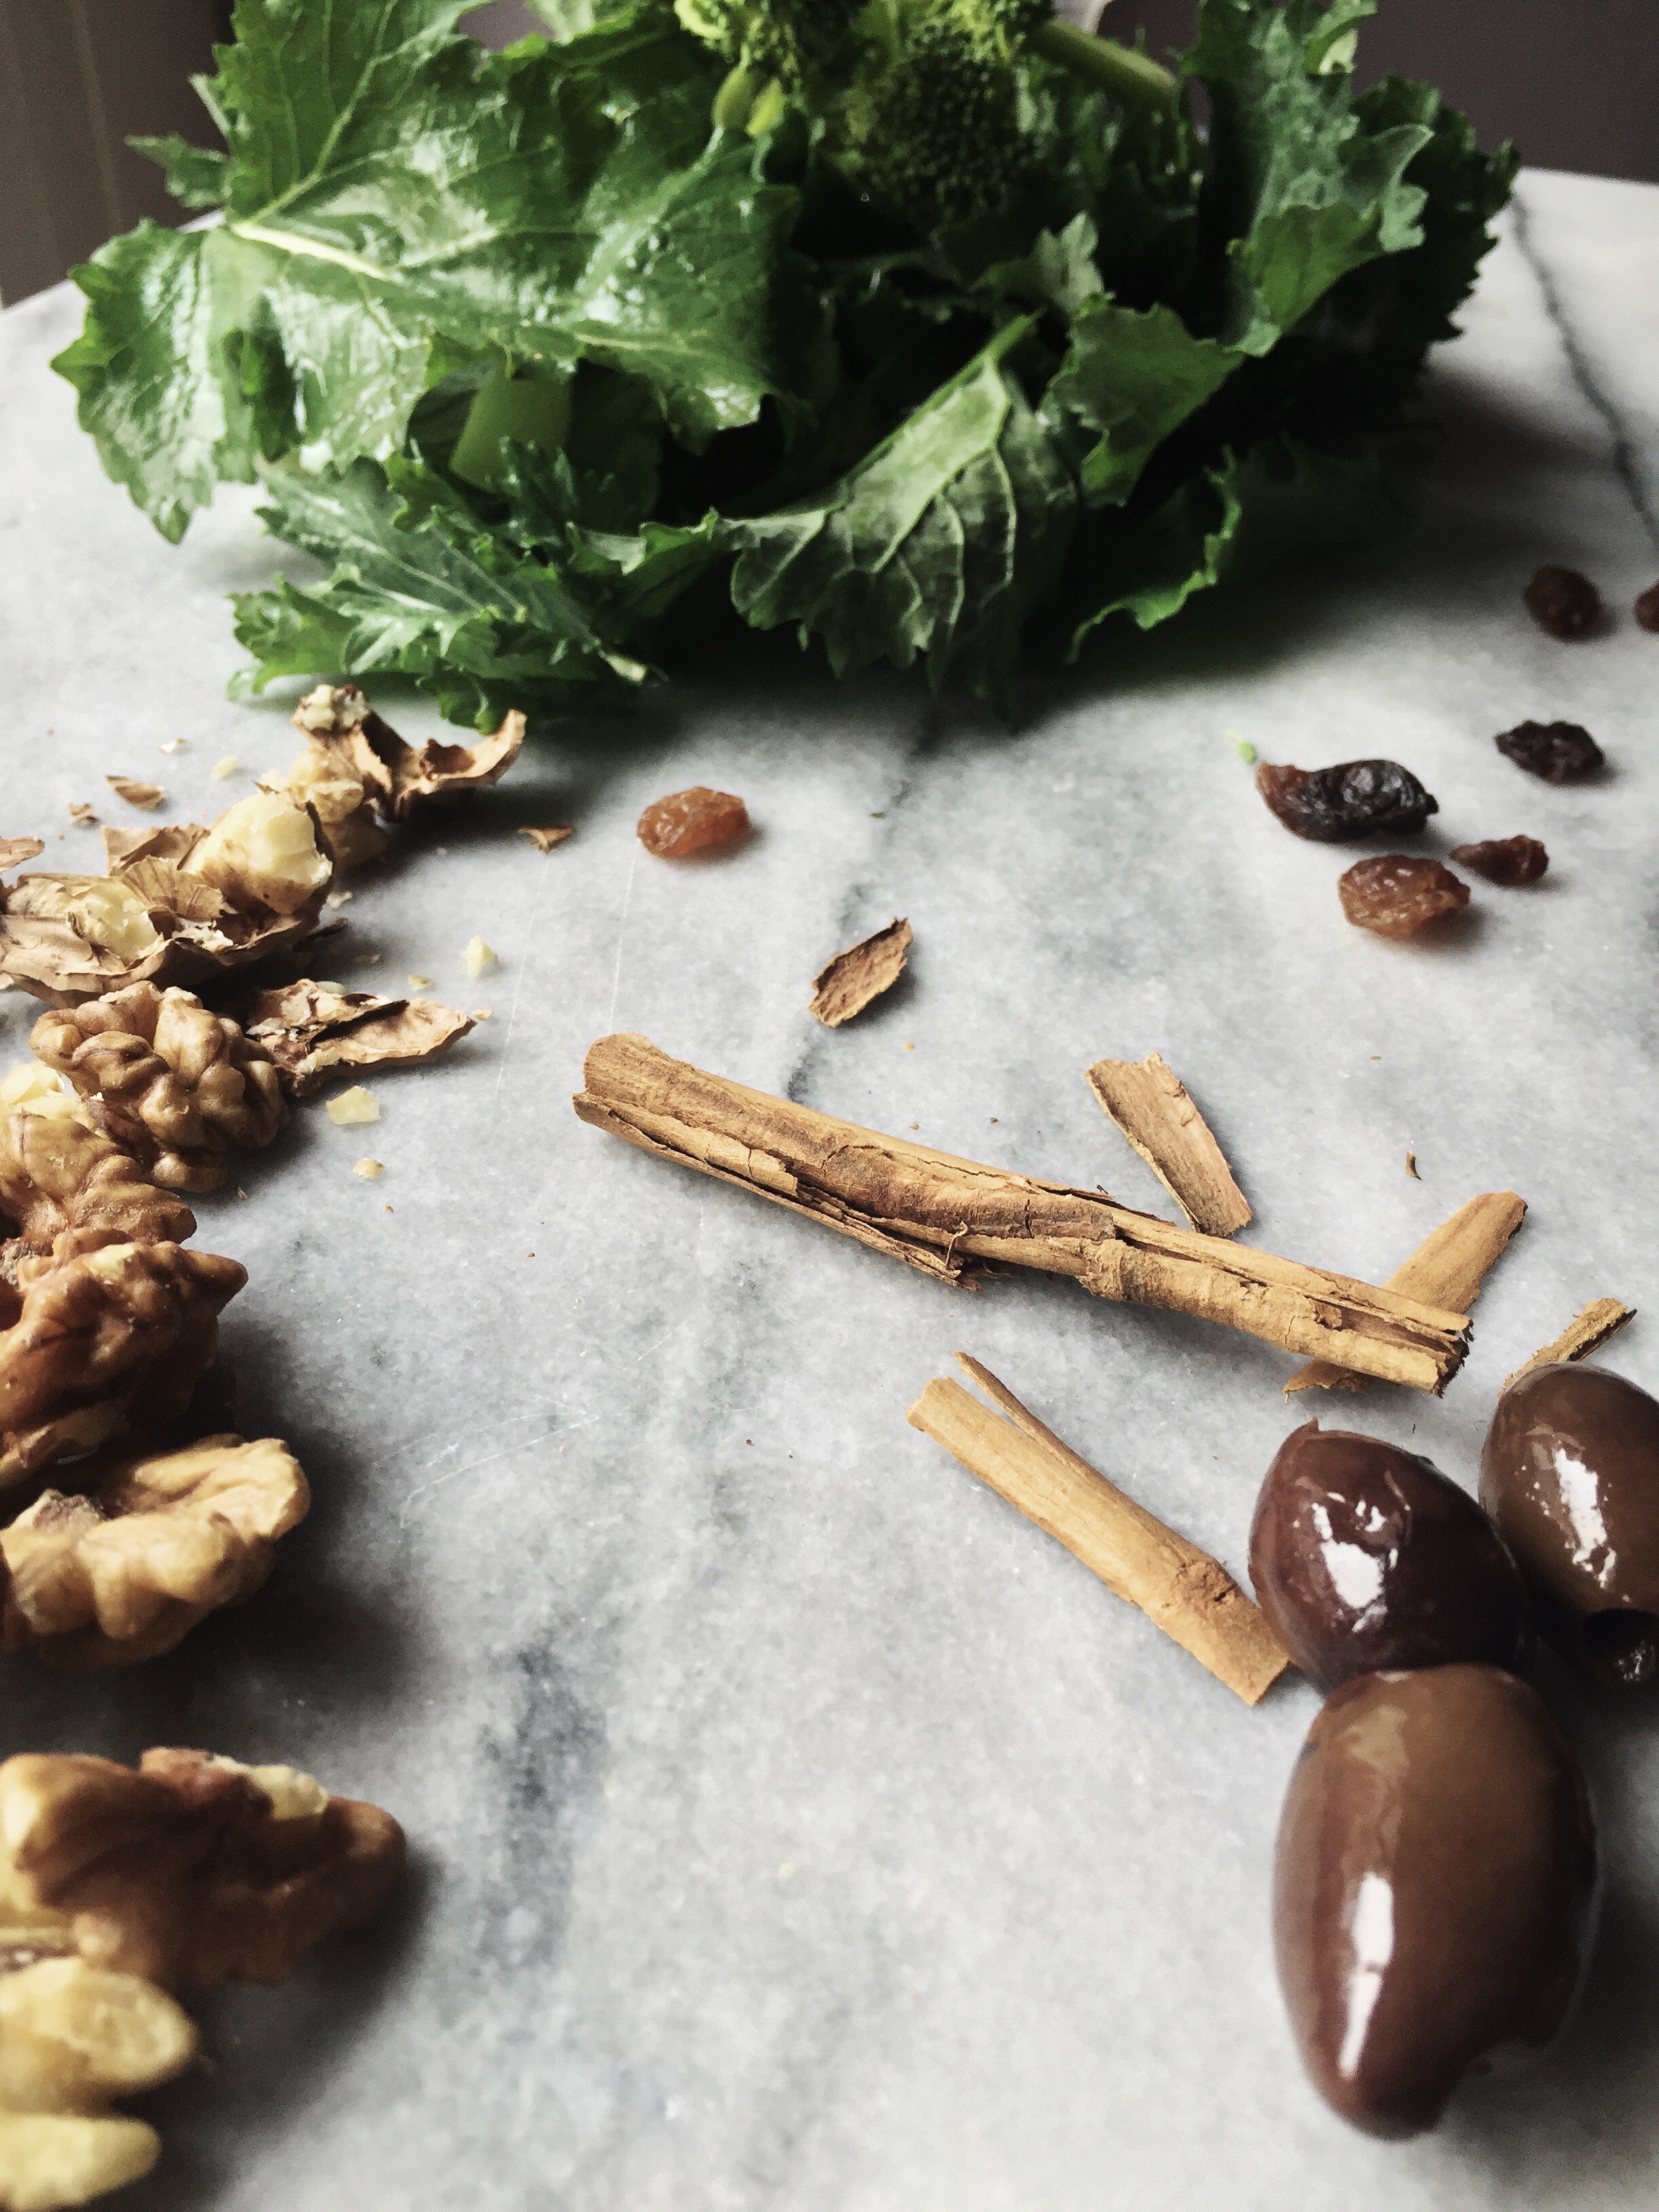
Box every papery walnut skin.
[244,980,474,1098]
[0,1750,405,1990]
[0,1435,308,1668]
[0,1097,195,1253]
[0,1240,245,1490]
[293,684,524,821]
[31,985,287,1193]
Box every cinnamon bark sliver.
[574,1033,1472,1392]
[1086,1052,1250,1235]
[907,1357,1292,1704]
[1504,1298,1636,1392]
[810,918,912,1027]
[1284,1191,1525,1396]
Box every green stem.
[451,362,571,490]
[1029,18,1177,111]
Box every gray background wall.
[3,0,1655,306]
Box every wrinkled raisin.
[1495,720,1603,783]
[1256,758,1437,842]
[1636,582,1659,633]
[637,786,750,857]
[1450,836,1549,886]
[1338,856,1471,939]
[1523,565,1601,639]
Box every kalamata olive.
[1274,1665,1597,2137]
[1480,1363,1659,1687]
[1249,1422,1530,1691]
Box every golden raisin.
[1450,836,1549,886]
[1338,856,1470,939]
[636,787,749,859]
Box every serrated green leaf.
[1187,0,1432,353]
[60,0,813,535]
[130,134,232,209]
[725,320,1074,701]
[1044,296,1236,506]
[1063,462,1242,657]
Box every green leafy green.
[58,0,1515,720]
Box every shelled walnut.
[0,1955,197,2209]
[0,1239,245,1490]
[30,985,287,1193]
[293,684,524,821]
[0,1750,405,1990]
[0,1065,195,1252]
[260,746,388,874]
[0,796,332,1008]
[0,1435,308,1668]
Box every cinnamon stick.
[907,1357,1291,1704]
[575,1033,1472,1392]
[1085,1052,1251,1235]
[1283,1190,1523,1396]
[1504,1297,1636,1391]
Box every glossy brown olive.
[1249,1422,1530,1692]
[1274,1665,1597,2137]
[1481,1363,1659,1687]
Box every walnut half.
[0,1240,246,1491]
[0,1750,405,1990]
[0,1956,197,2210]
[0,1435,309,1668]
[31,984,287,1194]
[0,1067,194,1254]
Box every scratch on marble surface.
[491,840,555,1102]
[605,842,641,1033]
[1511,185,1659,552]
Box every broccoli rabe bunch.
[677,0,1063,230]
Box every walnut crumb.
[324,890,354,909]
[407,974,431,988]
[471,1008,493,1021]
[66,806,95,829]
[463,938,497,979]
[105,780,163,814]
[353,1160,384,1181]
[208,757,240,781]
[325,1088,379,1127]
[158,739,188,756]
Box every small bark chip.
[1495,720,1603,783]
[1523,564,1601,639]
[1450,836,1549,886]
[810,919,912,1027]
[1338,856,1470,939]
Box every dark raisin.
[1450,836,1549,886]
[1254,759,1438,842]
[1495,720,1604,783]
[1636,582,1659,633]
[1338,856,1471,939]
[1523,565,1601,639]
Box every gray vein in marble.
[1511,182,1659,552]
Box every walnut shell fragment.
[104,779,163,815]
[293,684,524,822]
[0,1956,197,2209]
[0,840,45,874]
[0,1065,196,1253]
[0,797,332,1008]
[810,918,912,1027]
[0,1239,245,1490]
[0,1749,405,1990]
[244,980,474,1099]
[30,984,287,1193]
[0,1435,308,1668]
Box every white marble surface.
[1,166,1658,2211]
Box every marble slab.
[1,165,1658,2212]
